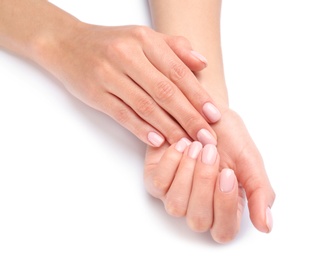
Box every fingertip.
[219,168,236,193]
[249,202,274,233]
[197,129,217,146]
[147,131,165,147]
[190,50,208,66]
[181,137,192,146]
[174,138,188,153]
[201,144,218,165]
[266,207,273,233]
[202,102,222,123]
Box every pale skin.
[145,140,245,243]
[145,0,275,243]
[0,0,222,147]
[0,0,276,243]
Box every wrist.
[31,4,82,69]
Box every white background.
[1,0,312,259]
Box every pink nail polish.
[188,141,202,159]
[220,168,235,193]
[175,139,188,153]
[148,132,164,147]
[197,129,217,145]
[202,144,217,165]
[266,207,273,232]
[181,138,192,146]
[191,50,208,65]
[203,102,221,123]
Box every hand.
[144,109,275,243]
[144,140,245,243]
[37,23,221,146]
[212,109,275,234]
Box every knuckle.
[113,107,130,125]
[192,89,206,104]
[155,81,175,102]
[136,97,156,117]
[83,84,100,104]
[169,62,188,81]
[173,35,190,48]
[187,216,210,232]
[165,199,186,217]
[197,170,216,183]
[151,177,168,197]
[212,230,238,244]
[184,114,201,131]
[166,128,186,144]
[131,25,151,41]
[108,39,129,57]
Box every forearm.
[0,0,79,64]
[149,0,228,109]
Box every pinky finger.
[103,93,165,147]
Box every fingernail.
[203,102,221,123]
[148,132,164,147]
[188,141,202,159]
[191,50,208,65]
[202,144,217,165]
[181,138,192,146]
[175,139,188,153]
[266,207,273,233]
[220,168,235,193]
[197,129,217,145]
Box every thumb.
[236,143,276,233]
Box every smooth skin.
[145,0,276,242]
[145,140,245,243]
[0,0,276,243]
[145,111,274,243]
[0,0,222,147]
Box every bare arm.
[0,0,78,63]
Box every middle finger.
[186,144,219,232]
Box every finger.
[125,51,218,145]
[106,72,191,144]
[144,37,221,124]
[186,144,219,232]
[98,92,165,147]
[235,142,275,233]
[163,34,208,72]
[210,169,243,244]
[164,141,202,217]
[144,139,189,198]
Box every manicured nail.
[188,141,202,159]
[175,139,188,153]
[203,102,221,123]
[148,132,164,147]
[191,50,208,65]
[220,168,235,193]
[181,137,192,146]
[266,207,273,233]
[197,129,217,145]
[202,144,217,165]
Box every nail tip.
[175,139,188,153]
[203,102,222,123]
[266,207,273,233]
[147,132,164,147]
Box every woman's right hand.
[35,22,221,146]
